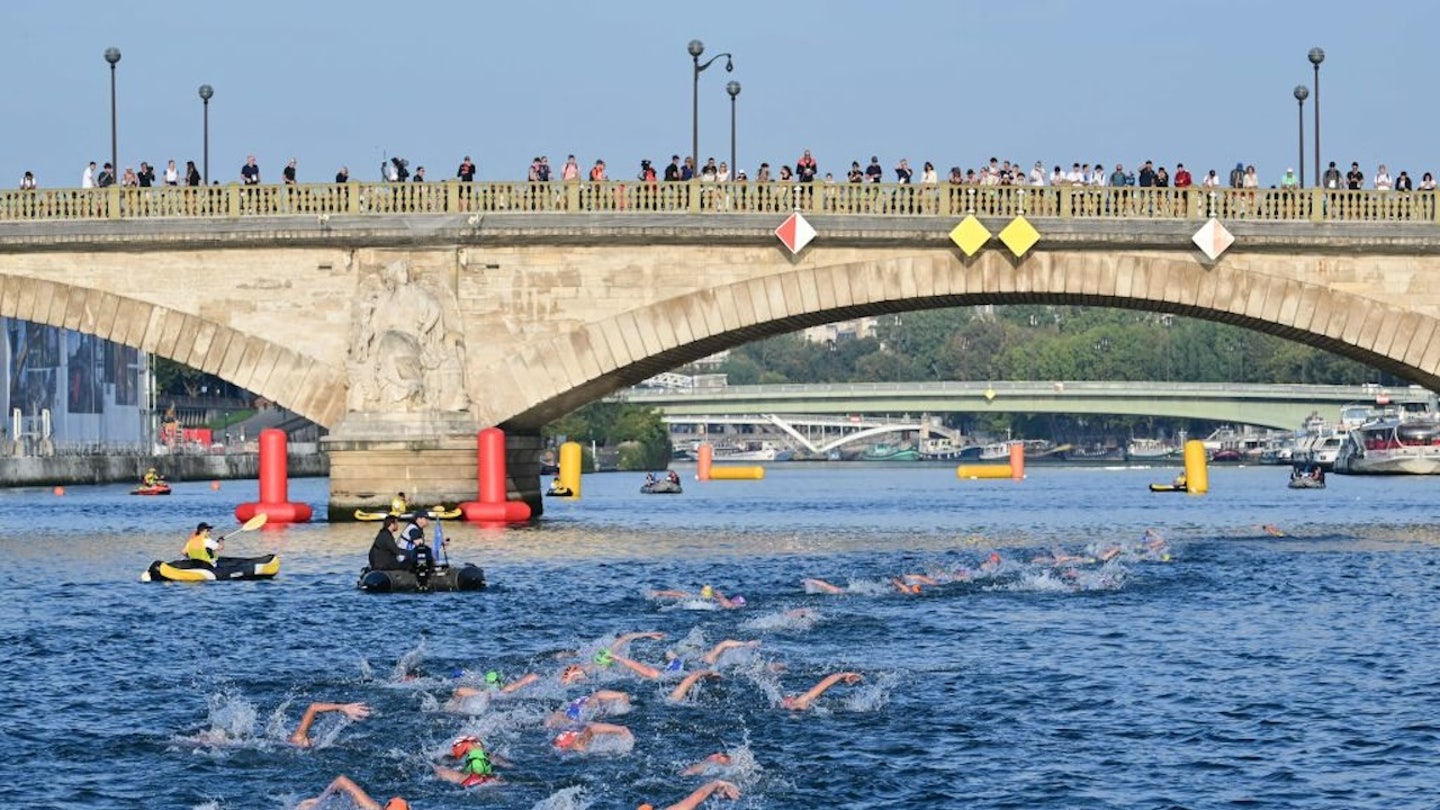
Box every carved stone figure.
[347,259,469,413]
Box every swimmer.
[599,649,667,680]
[781,671,862,711]
[286,702,370,748]
[296,775,407,810]
[1259,523,1285,537]
[701,639,759,666]
[891,573,939,594]
[978,551,1003,574]
[679,751,734,776]
[801,577,846,594]
[433,735,508,787]
[449,671,540,704]
[709,588,746,609]
[609,631,667,652]
[552,721,633,753]
[638,779,741,810]
[560,663,588,684]
[546,689,632,727]
[666,670,720,703]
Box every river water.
[2,464,1437,810]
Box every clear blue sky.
[6,0,1437,188]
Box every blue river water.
[2,463,1438,810]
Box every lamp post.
[1309,47,1325,187]
[1293,85,1309,187]
[688,39,732,176]
[198,84,213,184]
[104,47,121,182]
[725,80,741,176]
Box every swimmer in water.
[546,689,632,727]
[296,775,408,810]
[433,735,508,787]
[666,670,721,703]
[801,577,847,594]
[781,672,863,711]
[891,573,940,594]
[551,721,633,753]
[286,702,371,748]
[638,779,741,810]
[679,751,734,776]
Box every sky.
[5,0,1438,189]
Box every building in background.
[1,319,148,454]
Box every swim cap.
[700,585,714,599]
[485,670,501,685]
[730,595,746,607]
[565,696,588,721]
[593,649,614,667]
[561,665,586,684]
[463,746,492,775]
[384,798,410,810]
[451,735,478,758]
[554,729,580,749]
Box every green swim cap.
[464,746,492,775]
[485,670,500,684]
[594,649,614,667]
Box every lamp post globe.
[726,81,741,176]
[104,47,121,187]
[198,84,214,185]
[688,39,704,58]
[1308,47,1325,187]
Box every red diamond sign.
[774,212,816,255]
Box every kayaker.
[390,491,408,515]
[181,522,221,565]
[367,515,408,571]
[1172,472,1188,489]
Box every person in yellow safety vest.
[182,522,223,565]
[143,467,163,487]
[391,492,408,515]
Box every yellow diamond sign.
[999,216,1040,257]
[949,215,991,256]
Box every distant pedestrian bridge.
[617,381,1434,432]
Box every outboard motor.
[411,541,435,591]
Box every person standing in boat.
[367,515,409,571]
[181,522,221,565]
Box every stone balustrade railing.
[0,181,1436,223]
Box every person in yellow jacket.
[390,491,408,515]
[182,522,222,565]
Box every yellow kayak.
[354,506,462,521]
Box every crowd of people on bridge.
[15,150,1439,194]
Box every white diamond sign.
[1192,218,1235,261]
[775,212,816,255]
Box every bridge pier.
[322,414,543,521]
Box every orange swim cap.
[384,798,410,810]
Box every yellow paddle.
[219,512,269,541]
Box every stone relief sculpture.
[347,259,470,412]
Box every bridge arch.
[494,249,1437,431]
[0,274,345,427]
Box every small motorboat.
[142,554,280,582]
[131,483,172,496]
[641,479,683,494]
[354,506,462,521]
[357,564,487,593]
[1288,476,1326,489]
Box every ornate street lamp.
[689,39,732,176]
[1309,47,1325,187]
[1293,84,1309,187]
[198,84,214,184]
[104,47,121,182]
[726,80,741,177]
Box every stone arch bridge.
[2,188,1438,516]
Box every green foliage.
[543,401,671,470]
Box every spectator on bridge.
[334,165,349,183]
[1280,167,1298,189]
[1323,161,1342,189]
[538,156,551,182]
[283,158,297,185]
[681,156,695,180]
[96,162,116,187]
[796,149,818,182]
[1395,170,1412,191]
[121,166,139,187]
[413,165,426,182]
[563,155,581,181]
[701,157,718,181]
[589,159,607,181]
[82,161,96,188]
[894,158,913,184]
[664,155,682,181]
[1028,161,1045,185]
[1137,160,1155,187]
[847,161,863,183]
[1242,165,1259,189]
[1229,162,1245,188]
[1202,169,1221,188]
[1174,163,1193,188]
[1154,166,1169,187]
[1346,162,1364,190]
[865,155,883,183]
[456,155,476,182]
[137,162,154,187]
[240,155,261,185]
[20,171,35,190]
[185,161,201,186]
[164,159,179,186]
[1421,172,1437,191]
[1374,164,1393,191]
